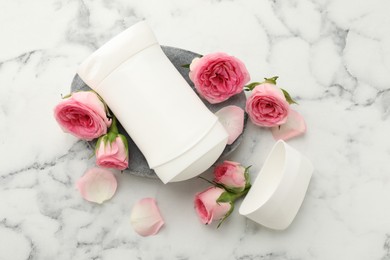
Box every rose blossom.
[189,52,250,104]
[194,187,231,225]
[245,83,290,127]
[214,161,246,192]
[54,91,111,140]
[96,135,128,170]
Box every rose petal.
[271,110,306,141]
[215,105,244,145]
[76,168,117,204]
[130,198,164,237]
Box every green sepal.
[223,186,245,194]
[223,186,251,203]
[244,166,252,189]
[107,116,119,135]
[244,82,261,91]
[118,134,129,158]
[216,190,247,203]
[263,76,278,85]
[217,191,236,203]
[281,88,298,105]
[106,131,117,143]
[217,202,234,228]
[62,93,72,99]
[95,134,107,154]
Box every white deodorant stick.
[77,21,228,183]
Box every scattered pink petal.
[130,198,164,237]
[76,167,117,204]
[215,105,244,145]
[271,110,306,141]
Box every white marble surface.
[1,0,390,259]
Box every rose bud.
[96,135,129,170]
[95,116,129,170]
[189,52,250,104]
[194,187,232,225]
[54,91,111,140]
[245,82,290,127]
[214,161,249,193]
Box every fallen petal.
[76,167,117,204]
[215,105,244,145]
[271,110,306,141]
[130,198,164,237]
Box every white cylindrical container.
[77,21,228,183]
[239,140,313,230]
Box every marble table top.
[1,0,390,259]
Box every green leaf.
[217,191,235,203]
[224,186,245,194]
[61,93,72,99]
[107,115,119,135]
[281,88,298,105]
[244,166,252,189]
[181,64,190,69]
[119,134,129,157]
[94,135,106,153]
[107,131,117,143]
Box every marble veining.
[1,0,390,259]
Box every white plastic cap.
[239,140,313,230]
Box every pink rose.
[245,83,290,127]
[54,91,111,140]
[96,135,129,170]
[194,187,231,225]
[189,52,250,104]
[214,161,246,192]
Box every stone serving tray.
[71,46,248,178]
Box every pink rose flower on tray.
[245,78,290,127]
[194,187,232,225]
[54,91,111,140]
[189,52,250,104]
[96,116,129,170]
